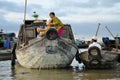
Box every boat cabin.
[17,20,75,48]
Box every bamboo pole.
[105,26,114,39]
[23,0,27,43]
[105,26,119,49]
[24,0,27,22]
[95,23,101,37]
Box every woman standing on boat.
[49,12,64,37]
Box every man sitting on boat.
[37,19,53,37]
[89,36,101,50]
[37,12,64,37]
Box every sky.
[0,0,120,40]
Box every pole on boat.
[24,0,27,23]
[105,26,119,49]
[11,43,17,68]
[95,23,101,37]
[105,26,114,39]
[24,0,27,43]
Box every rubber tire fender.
[89,58,101,66]
[88,46,102,59]
[46,28,59,40]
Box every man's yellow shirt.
[52,16,63,30]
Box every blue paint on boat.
[0,53,11,56]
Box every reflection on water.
[14,64,74,80]
[0,60,120,80]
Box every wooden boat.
[0,31,16,61]
[0,49,11,61]
[16,20,78,69]
[75,39,89,48]
[76,47,120,69]
[75,25,120,69]
[102,37,120,49]
[78,44,89,48]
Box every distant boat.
[102,37,120,49]
[16,20,78,69]
[0,30,16,61]
[75,39,90,48]
[0,50,11,61]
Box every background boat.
[0,50,11,61]
[0,30,16,61]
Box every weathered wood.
[16,38,78,69]
[17,20,75,47]
[79,49,120,69]
[62,24,75,43]
[16,20,78,69]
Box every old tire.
[88,46,102,59]
[89,59,101,66]
[46,28,59,40]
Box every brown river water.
[0,59,120,80]
[0,49,120,80]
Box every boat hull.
[0,50,11,61]
[77,50,120,69]
[16,38,78,69]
